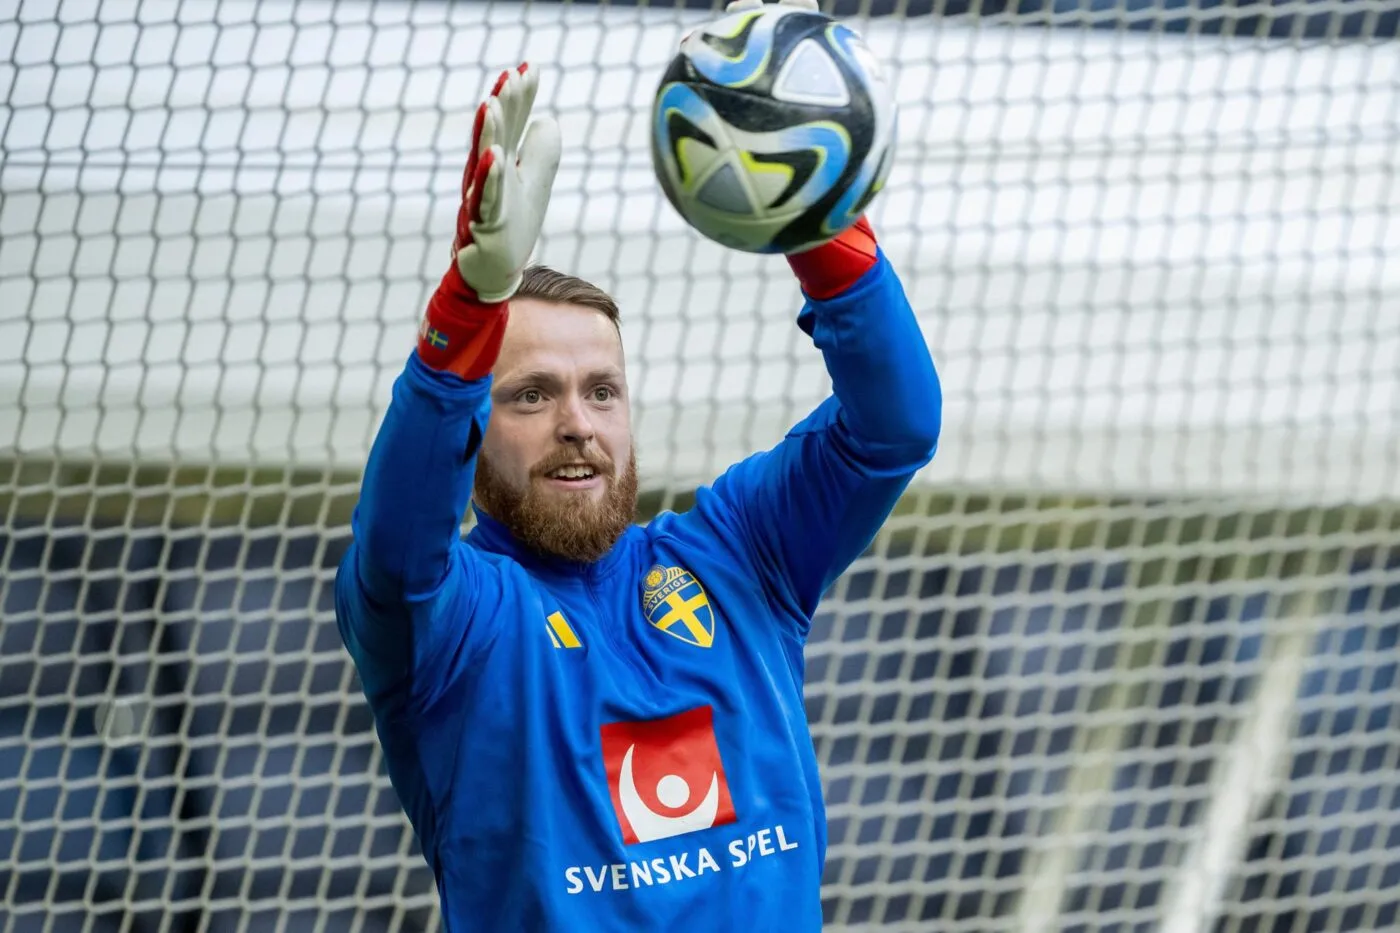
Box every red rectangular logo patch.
[600,706,738,845]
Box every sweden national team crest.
[642,565,716,648]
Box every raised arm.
[335,65,561,711]
[698,217,943,623]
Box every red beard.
[474,446,639,564]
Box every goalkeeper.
[335,20,942,933]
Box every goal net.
[3,0,1398,931]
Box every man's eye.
[592,387,614,402]
[520,389,543,404]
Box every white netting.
[2,1,1398,931]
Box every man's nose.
[555,394,596,446]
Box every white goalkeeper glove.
[452,64,562,304]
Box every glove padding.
[418,64,559,381]
[453,64,562,303]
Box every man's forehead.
[499,298,624,370]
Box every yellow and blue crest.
[642,564,715,648]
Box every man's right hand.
[454,64,562,304]
[419,64,561,380]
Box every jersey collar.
[466,504,633,582]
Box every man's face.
[474,296,638,563]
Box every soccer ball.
[650,5,897,254]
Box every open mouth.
[546,464,599,484]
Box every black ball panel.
[692,81,876,155]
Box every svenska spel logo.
[599,706,737,845]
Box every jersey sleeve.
[334,351,508,719]
[697,251,942,629]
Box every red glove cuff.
[417,262,510,381]
[785,216,879,301]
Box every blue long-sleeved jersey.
[335,252,941,931]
